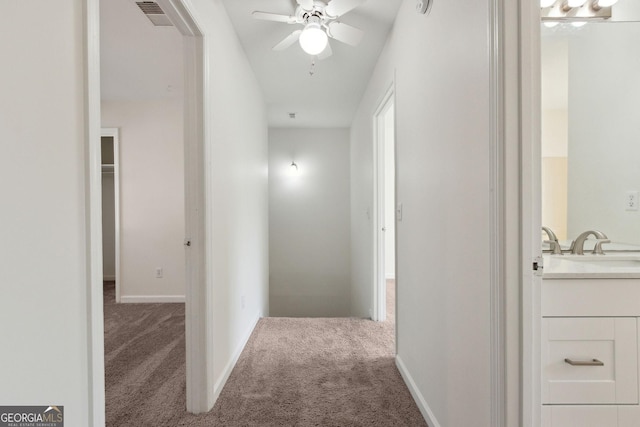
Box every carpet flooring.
[104,280,427,426]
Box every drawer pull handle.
[564,358,604,367]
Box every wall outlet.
[155,267,163,278]
[626,191,639,211]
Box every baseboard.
[213,313,260,401]
[103,275,116,281]
[119,295,185,303]
[396,355,441,427]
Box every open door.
[373,84,396,324]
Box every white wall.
[187,0,269,403]
[0,1,92,425]
[351,0,493,425]
[0,0,269,422]
[269,128,351,317]
[567,22,640,245]
[101,99,185,300]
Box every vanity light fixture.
[541,0,614,25]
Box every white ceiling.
[100,0,401,127]
[221,0,402,128]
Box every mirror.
[541,2,640,248]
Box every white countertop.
[542,240,640,252]
[543,253,640,279]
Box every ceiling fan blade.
[317,41,333,60]
[273,30,303,51]
[296,0,314,10]
[252,11,296,24]
[325,0,366,17]
[327,21,364,46]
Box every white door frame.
[372,83,395,323]
[100,128,121,302]
[519,0,543,425]
[156,0,211,413]
[85,0,210,423]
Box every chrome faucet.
[570,230,610,255]
[542,226,562,254]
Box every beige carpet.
[104,280,427,426]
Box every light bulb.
[299,23,328,56]
[567,0,587,7]
[541,0,556,7]
[594,0,618,7]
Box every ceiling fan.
[252,0,367,59]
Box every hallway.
[104,280,425,426]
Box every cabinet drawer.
[542,317,638,405]
[542,405,618,427]
[542,405,640,427]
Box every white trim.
[520,0,543,425]
[395,355,440,427]
[213,314,260,401]
[101,128,121,302]
[84,0,106,423]
[120,295,186,304]
[489,0,507,426]
[372,81,395,323]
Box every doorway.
[101,128,120,302]
[87,0,208,421]
[373,85,396,325]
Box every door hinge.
[533,256,544,276]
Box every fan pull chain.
[309,59,316,76]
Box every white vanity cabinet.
[542,278,640,427]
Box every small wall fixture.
[290,161,299,173]
[416,0,433,15]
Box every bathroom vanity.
[542,254,640,427]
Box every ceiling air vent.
[135,1,173,27]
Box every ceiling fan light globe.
[299,23,328,56]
